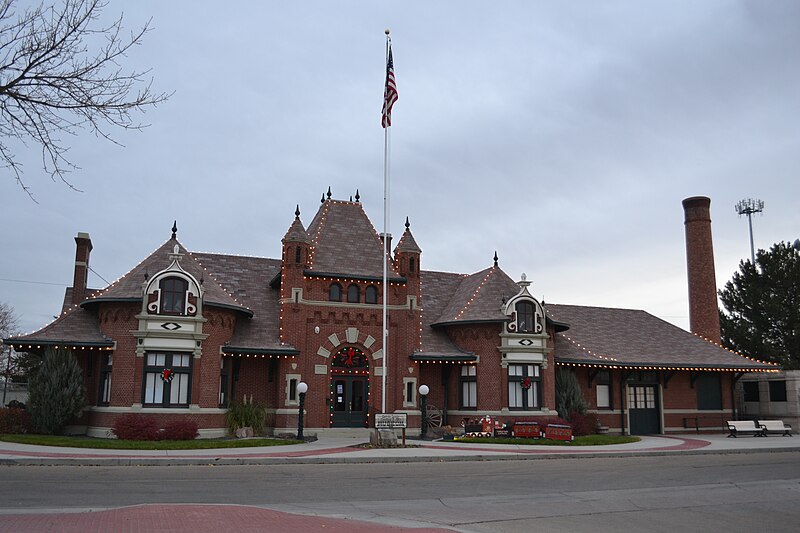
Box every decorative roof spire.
[350,195,353,202]
[493,251,498,267]
[355,189,360,202]
[405,217,410,230]
[321,193,325,204]
[295,204,300,219]
[171,221,178,240]
[326,186,332,200]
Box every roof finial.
[355,189,360,202]
[321,193,325,204]
[326,186,332,200]
[295,204,300,219]
[350,195,353,202]
[493,251,498,267]
[171,221,178,240]
[405,216,410,230]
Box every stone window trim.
[286,373,301,406]
[403,377,417,408]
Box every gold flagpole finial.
[385,29,390,35]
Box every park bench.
[726,420,762,437]
[758,420,793,437]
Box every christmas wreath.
[521,377,532,390]
[161,368,175,383]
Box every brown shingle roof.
[432,266,519,326]
[190,252,294,354]
[83,239,251,316]
[306,199,402,280]
[417,270,474,357]
[394,224,422,254]
[4,306,112,348]
[547,303,776,370]
[283,213,311,244]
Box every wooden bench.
[758,420,793,437]
[726,420,762,437]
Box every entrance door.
[331,376,368,427]
[628,385,660,434]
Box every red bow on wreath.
[161,368,175,383]
[521,377,532,390]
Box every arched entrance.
[330,346,370,428]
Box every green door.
[331,376,368,428]
[628,385,660,435]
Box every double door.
[331,376,368,427]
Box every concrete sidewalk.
[1,432,798,466]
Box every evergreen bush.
[555,367,587,421]
[26,348,86,434]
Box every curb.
[1,445,796,467]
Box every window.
[696,373,722,410]
[769,381,787,402]
[286,374,301,405]
[515,301,535,333]
[97,354,113,405]
[742,381,759,402]
[365,285,378,304]
[329,283,342,302]
[295,246,302,263]
[596,370,611,409]
[460,365,477,409]
[508,364,540,410]
[347,284,360,303]
[159,277,188,315]
[403,377,417,408]
[409,257,416,273]
[143,352,192,407]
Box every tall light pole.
[296,382,308,440]
[735,198,764,263]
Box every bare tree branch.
[0,0,171,198]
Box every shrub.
[112,413,161,441]
[225,396,266,435]
[162,419,199,440]
[0,407,31,434]
[569,411,600,436]
[555,367,587,420]
[27,347,86,434]
[535,416,571,428]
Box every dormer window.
[160,277,188,315]
[515,301,535,333]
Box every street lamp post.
[297,381,308,440]
[419,384,429,439]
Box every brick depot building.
[4,194,776,437]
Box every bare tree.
[1,301,20,404]
[0,0,170,197]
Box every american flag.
[381,45,398,128]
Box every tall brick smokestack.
[682,197,721,343]
[71,232,93,306]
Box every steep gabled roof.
[547,303,777,371]
[82,239,252,317]
[432,266,519,326]
[306,199,402,281]
[282,209,311,244]
[394,220,421,254]
[416,270,475,358]
[190,253,294,354]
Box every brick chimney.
[71,232,93,305]
[682,197,721,343]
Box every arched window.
[160,277,188,315]
[329,283,342,302]
[409,257,416,273]
[515,301,535,333]
[347,284,360,303]
[365,285,378,304]
[295,246,302,263]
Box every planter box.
[544,424,573,441]
[513,422,540,438]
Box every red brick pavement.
[0,504,454,532]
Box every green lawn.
[453,434,640,446]
[0,434,301,450]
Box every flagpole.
[381,29,391,415]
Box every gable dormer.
[144,244,203,317]
[499,273,548,367]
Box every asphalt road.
[2,452,799,532]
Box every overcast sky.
[1,1,798,336]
